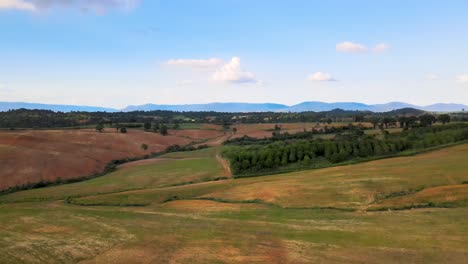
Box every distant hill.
[422,103,468,112]
[121,102,289,112]
[0,102,117,112]
[1,101,467,113]
[285,101,467,113]
[381,107,426,116]
[370,102,419,112]
[284,101,371,112]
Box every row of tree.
[223,123,468,175]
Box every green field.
[1,145,467,263]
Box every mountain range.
[1,101,467,113]
[0,102,116,112]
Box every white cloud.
[0,0,139,13]
[0,0,36,11]
[457,74,468,83]
[308,72,336,82]
[212,57,257,83]
[336,41,368,53]
[167,58,223,68]
[373,43,390,53]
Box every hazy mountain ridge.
[122,103,288,112]
[122,101,468,112]
[1,101,466,113]
[0,102,117,112]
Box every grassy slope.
[0,154,223,203]
[0,145,467,263]
[54,144,468,210]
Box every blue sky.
[0,0,467,108]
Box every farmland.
[0,142,467,263]
[5,2,468,263]
[0,129,199,191]
[0,122,378,191]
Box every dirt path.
[216,151,232,178]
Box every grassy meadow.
[0,144,467,263]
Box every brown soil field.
[168,129,224,139]
[200,124,222,130]
[0,129,193,190]
[230,122,373,139]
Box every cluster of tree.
[0,108,464,129]
[366,113,449,129]
[223,123,468,175]
[143,122,169,135]
[165,144,208,152]
[225,124,368,146]
[95,124,128,133]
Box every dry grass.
[370,184,468,209]
[0,141,467,263]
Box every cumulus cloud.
[0,0,139,13]
[167,58,223,68]
[457,74,468,83]
[373,43,390,53]
[212,57,257,83]
[308,72,336,82]
[336,41,368,53]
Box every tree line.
[223,123,468,176]
[2,108,465,129]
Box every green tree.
[438,114,451,124]
[95,124,104,133]
[354,115,365,122]
[370,117,380,129]
[152,123,160,132]
[120,127,127,133]
[241,159,251,170]
[302,155,311,166]
[288,149,297,162]
[419,114,436,127]
[144,122,151,130]
[141,143,148,151]
[281,152,288,166]
[398,116,407,128]
[160,125,168,136]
